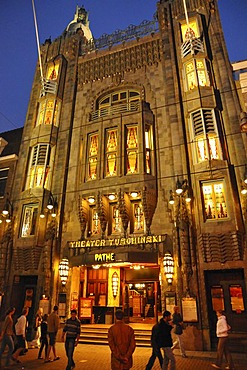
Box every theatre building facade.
[1,0,247,351]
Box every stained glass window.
[133,202,144,232]
[46,61,60,81]
[145,125,153,174]
[181,20,199,42]
[185,59,209,91]
[20,204,38,237]
[126,126,138,174]
[26,144,51,189]
[191,109,221,163]
[87,134,98,180]
[36,99,60,126]
[105,129,117,177]
[91,208,100,235]
[202,181,228,220]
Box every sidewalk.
[2,344,247,370]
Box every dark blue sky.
[0,0,246,132]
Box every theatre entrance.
[124,266,161,323]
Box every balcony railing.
[90,101,141,121]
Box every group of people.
[0,304,234,370]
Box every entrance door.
[205,269,247,351]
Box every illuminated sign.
[95,253,115,262]
[69,234,163,249]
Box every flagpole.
[31,0,44,81]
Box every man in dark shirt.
[158,311,176,370]
[145,322,163,369]
[62,309,81,370]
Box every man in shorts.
[45,305,60,362]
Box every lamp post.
[169,178,193,297]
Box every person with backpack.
[172,306,187,358]
[0,307,16,368]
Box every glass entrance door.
[205,269,247,350]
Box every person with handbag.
[0,306,16,368]
[172,306,187,358]
[12,307,29,364]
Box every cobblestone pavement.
[1,344,247,370]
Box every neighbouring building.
[1,0,247,351]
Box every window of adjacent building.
[126,126,139,174]
[20,204,38,237]
[105,129,118,177]
[145,124,153,174]
[191,109,222,163]
[87,133,99,180]
[26,144,51,189]
[0,168,9,197]
[36,99,61,126]
[184,59,210,90]
[181,20,200,41]
[202,181,228,220]
[229,285,245,312]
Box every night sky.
[0,0,246,132]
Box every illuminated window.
[181,20,199,42]
[191,109,222,163]
[126,126,138,174]
[105,129,117,177]
[185,59,209,91]
[46,61,60,81]
[0,168,9,197]
[202,181,228,220]
[87,134,99,180]
[90,207,101,236]
[229,285,245,312]
[145,124,153,174]
[91,90,140,120]
[20,204,38,237]
[26,144,51,189]
[133,201,144,233]
[111,204,122,234]
[36,99,61,126]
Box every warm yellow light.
[92,264,100,269]
[130,191,138,198]
[88,196,95,204]
[40,213,45,219]
[108,194,116,201]
[58,258,69,285]
[163,253,174,284]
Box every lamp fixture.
[88,196,95,204]
[163,252,174,284]
[169,190,175,205]
[58,258,69,285]
[108,194,116,201]
[241,186,247,195]
[40,211,45,219]
[130,191,138,198]
[2,197,13,217]
[175,178,183,195]
[111,271,119,298]
[92,264,100,269]
[244,165,247,184]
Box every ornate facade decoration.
[142,186,157,235]
[199,231,244,263]
[118,190,131,237]
[78,38,161,85]
[78,195,89,240]
[96,193,109,238]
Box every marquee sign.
[69,234,163,249]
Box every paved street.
[2,343,246,370]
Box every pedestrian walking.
[12,307,29,365]
[30,308,42,349]
[62,309,81,370]
[158,311,176,370]
[145,321,163,369]
[38,314,48,359]
[0,306,16,369]
[45,305,60,362]
[172,306,187,357]
[211,310,234,369]
[108,309,136,370]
